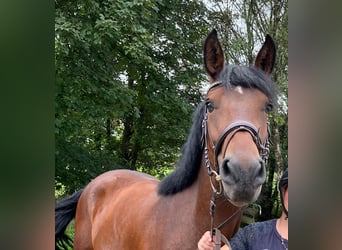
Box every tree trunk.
[259,120,282,220]
[119,77,135,169]
[259,158,276,221]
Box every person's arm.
[197,231,231,250]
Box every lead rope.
[209,187,224,250]
[213,228,232,250]
[209,172,222,239]
[208,172,243,250]
[211,206,244,250]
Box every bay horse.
[56,29,277,250]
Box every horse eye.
[206,101,215,113]
[265,103,273,113]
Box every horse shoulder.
[80,170,161,249]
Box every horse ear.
[203,29,225,82]
[255,34,276,75]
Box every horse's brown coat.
[74,168,241,249]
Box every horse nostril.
[257,160,265,177]
[221,157,266,186]
[221,158,230,175]
[253,160,266,186]
[221,158,237,184]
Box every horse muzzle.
[220,156,266,206]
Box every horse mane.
[158,64,278,196]
[158,102,205,196]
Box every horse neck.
[169,158,230,227]
[194,160,215,214]
[157,159,241,242]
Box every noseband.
[201,81,271,181]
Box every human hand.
[198,231,215,250]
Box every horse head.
[203,29,277,207]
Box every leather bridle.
[201,81,271,243]
[202,81,271,180]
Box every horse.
[55,29,278,250]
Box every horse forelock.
[157,102,205,196]
[219,65,278,105]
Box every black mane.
[158,102,205,195]
[157,64,278,196]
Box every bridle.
[201,81,271,243]
[202,81,271,181]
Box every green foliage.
[136,165,173,179]
[55,181,66,199]
[55,0,209,192]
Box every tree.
[55,0,210,193]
